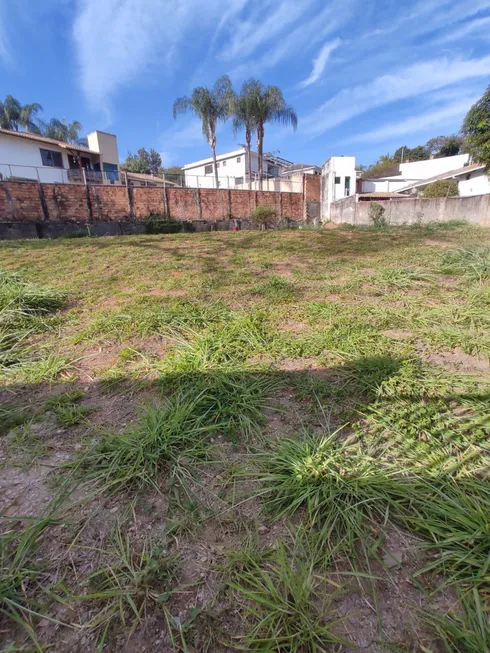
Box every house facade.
[0,128,171,188]
[321,156,356,219]
[182,148,293,188]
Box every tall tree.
[231,79,258,189]
[121,148,162,175]
[426,135,463,158]
[0,95,42,131]
[173,76,233,189]
[244,82,297,189]
[462,85,490,170]
[42,118,83,144]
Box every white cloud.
[73,0,246,111]
[435,15,490,44]
[221,0,311,61]
[300,38,341,88]
[228,0,355,81]
[346,96,478,144]
[302,54,490,135]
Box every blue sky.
[1,0,490,168]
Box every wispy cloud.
[302,54,490,135]
[221,0,311,62]
[435,14,490,44]
[72,0,246,112]
[346,96,478,144]
[300,39,341,88]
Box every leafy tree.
[173,76,233,189]
[462,85,490,170]
[363,154,399,178]
[422,179,459,197]
[243,81,297,189]
[426,135,463,158]
[393,145,429,162]
[231,79,259,189]
[42,118,83,144]
[121,148,162,175]
[0,95,43,132]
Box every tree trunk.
[246,127,252,191]
[210,132,219,190]
[257,123,264,191]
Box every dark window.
[237,156,241,163]
[216,161,220,168]
[334,176,341,184]
[205,164,213,174]
[222,160,227,167]
[40,148,63,168]
[344,176,351,195]
[235,177,244,185]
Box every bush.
[422,179,459,198]
[251,205,277,228]
[368,202,388,227]
[144,212,194,234]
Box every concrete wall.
[399,154,469,179]
[87,131,119,168]
[0,180,305,238]
[361,178,417,193]
[329,193,490,226]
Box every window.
[222,160,227,167]
[237,156,241,163]
[334,176,341,184]
[216,161,220,168]
[235,177,244,185]
[344,176,351,195]
[40,148,63,168]
[204,164,213,175]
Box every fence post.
[82,168,87,186]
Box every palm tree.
[231,79,258,190]
[173,76,233,189]
[0,95,42,131]
[247,83,297,189]
[42,118,83,144]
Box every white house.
[182,148,293,189]
[321,156,356,219]
[0,127,171,188]
[0,127,122,184]
[360,154,478,195]
[398,162,490,197]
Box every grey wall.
[329,194,490,226]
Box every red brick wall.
[0,181,305,223]
[166,188,199,221]
[0,182,44,221]
[90,186,130,221]
[304,174,321,202]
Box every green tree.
[426,135,463,158]
[173,76,233,189]
[230,79,259,189]
[0,95,43,132]
[393,145,429,162]
[462,86,490,170]
[42,118,83,144]
[422,179,459,197]
[363,154,399,178]
[121,148,162,175]
[244,81,297,189]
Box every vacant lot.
[1,222,489,652]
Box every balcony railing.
[67,169,116,184]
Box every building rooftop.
[398,162,485,192]
[182,149,246,169]
[0,127,98,154]
[358,191,409,200]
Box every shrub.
[368,202,387,227]
[422,179,459,198]
[251,205,277,228]
[144,212,181,234]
